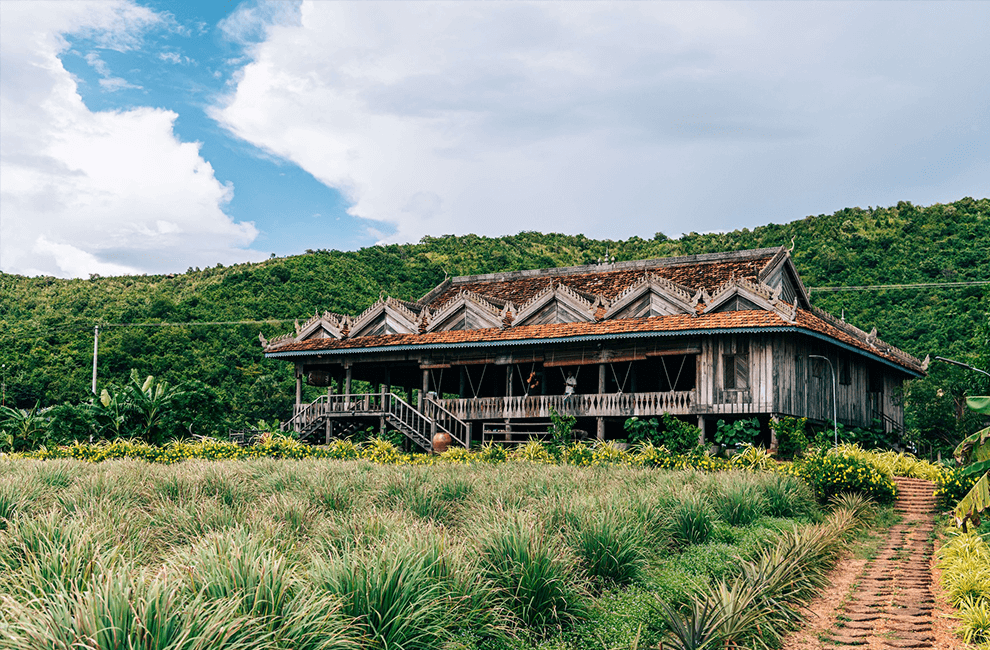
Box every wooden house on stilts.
[259,247,924,451]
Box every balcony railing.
[438,390,694,421]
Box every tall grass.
[0,457,831,649]
[477,512,589,631]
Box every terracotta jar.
[432,430,452,454]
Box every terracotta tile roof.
[267,308,923,374]
[428,257,773,310]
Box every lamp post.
[932,356,990,378]
[810,355,838,447]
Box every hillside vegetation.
[1,198,987,440]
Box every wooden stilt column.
[697,415,706,446]
[420,369,429,411]
[295,363,303,410]
[597,363,606,440]
[344,365,352,398]
[769,414,779,452]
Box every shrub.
[624,414,700,455]
[771,417,808,460]
[794,445,897,504]
[591,441,630,466]
[935,467,980,509]
[475,442,508,464]
[560,442,594,466]
[513,440,553,464]
[715,418,760,448]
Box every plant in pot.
[714,418,760,456]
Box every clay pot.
[432,431,452,453]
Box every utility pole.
[91,325,99,395]
[1,363,6,407]
[810,355,837,446]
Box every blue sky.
[1,1,988,277]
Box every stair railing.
[424,395,469,448]
[280,395,328,433]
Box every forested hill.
[1,197,987,427]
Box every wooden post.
[344,366,352,398]
[459,366,466,398]
[597,363,606,440]
[295,364,303,410]
[420,369,429,411]
[466,421,473,450]
[697,415,706,446]
[769,414,779,451]
[325,418,331,445]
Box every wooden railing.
[283,392,469,449]
[438,391,694,421]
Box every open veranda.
[0,452,892,650]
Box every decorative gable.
[349,298,420,338]
[425,290,504,332]
[703,277,797,322]
[296,310,349,341]
[512,281,597,327]
[601,274,695,320]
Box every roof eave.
[265,325,923,377]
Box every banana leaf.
[966,396,990,415]
[954,473,990,532]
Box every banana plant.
[953,396,990,531]
[120,370,188,444]
[0,402,49,452]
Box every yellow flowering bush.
[560,442,594,466]
[935,467,981,509]
[795,444,897,504]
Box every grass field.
[0,457,843,650]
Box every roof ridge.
[445,247,786,285]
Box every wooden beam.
[646,348,701,357]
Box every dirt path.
[785,477,962,650]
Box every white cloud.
[0,0,262,277]
[213,1,990,244]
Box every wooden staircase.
[281,392,469,453]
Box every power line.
[808,280,990,292]
[99,319,297,328]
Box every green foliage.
[952,396,990,530]
[4,199,985,446]
[548,407,578,452]
[624,414,700,455]
[771,417,808,460]
[714,418,760,448]
[0,402,49,452]
[793,444,898,504]
[666,491,715,548]
[478,514,588,632]
[937,531,990,645]
[565,507,647,587]
[934,467,980,508]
